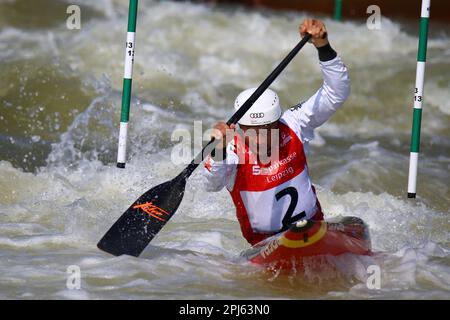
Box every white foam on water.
[1,151,449,298]
[427,81,450,116]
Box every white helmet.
[234,88,281,126]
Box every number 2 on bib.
[275,187,306,231]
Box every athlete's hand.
[211,122,236,148]
[299,19,329,48]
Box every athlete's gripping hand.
[299,19,329,48]
[210,122,236,149]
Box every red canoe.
[241,217,372,271]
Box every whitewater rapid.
[0,0,449,299]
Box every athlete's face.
[239,121,279,156]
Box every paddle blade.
[97,175,187,257]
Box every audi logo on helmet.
[250,112,265,119]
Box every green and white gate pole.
[408,0,430,198]
[117,0,138,169]
[334,0,343,21]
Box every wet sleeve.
[202,141,238,192]
[283,54,350,144]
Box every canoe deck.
[241,216,372,271]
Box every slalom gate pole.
[117,0,138,169]
[408,0,431,198]
[334,0,343,21]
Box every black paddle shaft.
[97,34,312,257]
[181,33,312,180]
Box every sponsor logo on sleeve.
[289,102,304,112]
